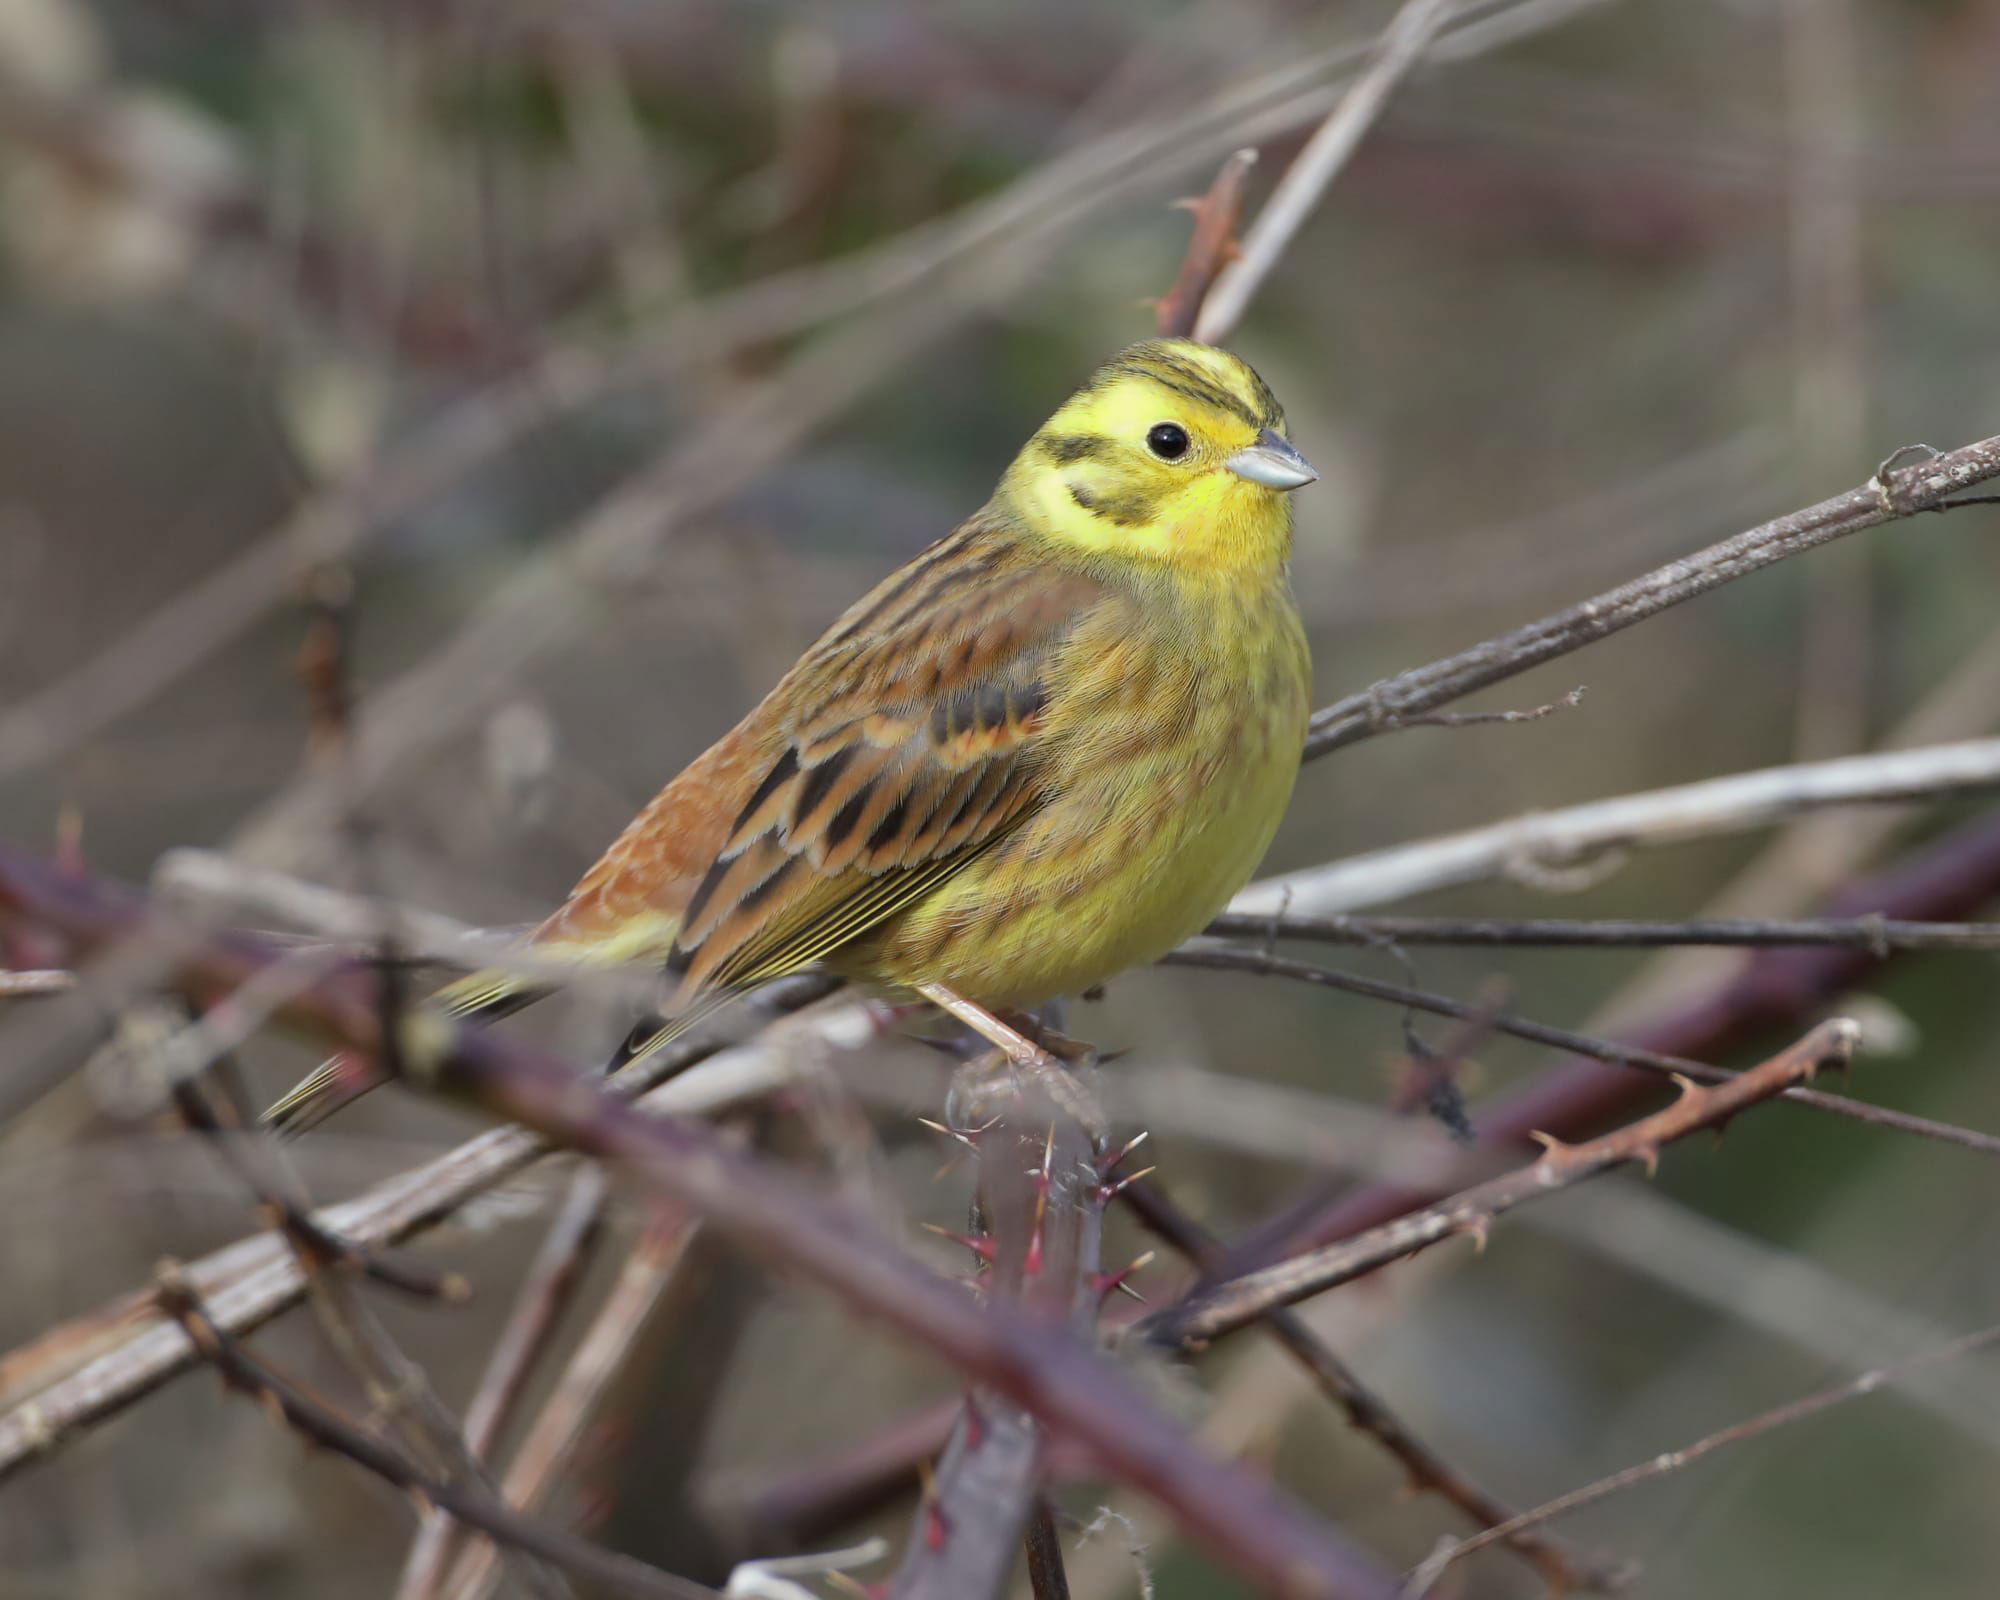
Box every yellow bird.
[269,338,1314,1128]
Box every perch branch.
[0,847,1400,1600]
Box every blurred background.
[5,0,2000,1595]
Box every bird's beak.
[1223,429,1318,491]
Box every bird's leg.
[917,982,1107,1143]
[996,1005,1100,1069]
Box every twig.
[1234,805,2000,1270]
[1236,737,2000,918]
[1161,945,2000,1159]
[0,0,1610,796]
[1195,0,1460,344]
[1302,433,2000,760]
[1153,149,1257,338]
[441,1205,699,1600]
[152,1266,715,1600]
[1387,686,1586,729]
[397,1164,615,1600]
[0,969,75,997]
[0,978,853,1484]
[1206,910,2000,952]
[1144,1021,1857,1350]
[1119,1179,1623,1594]
[1406,1318,2000,1595]
[716,1400,962,1550]
[0,848,1401,1600]
[168,1064,465,1306]
[1026,1501,1075,1600]
[169,1041,551,1595]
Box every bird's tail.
[260,967,544,1134]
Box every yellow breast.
[851,571,1310,1007]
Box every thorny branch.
[1153,149,1257,338]
[1118,1178,1625,1594]
[0,847,1402,1600]
[1144,1020,1858,1350]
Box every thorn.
[1098,1129,1150,1178]
[1528,1130,1575,1167]
[1637,1142,1661,1179]
[1094,1251,1156,1303]
[1668,1072,1706,1106]
[921,1223,995,1262]
[1099,1165,1158,1203]
[1466,1215,1491,1253]
[919,1466,948,1551]
[916,1116,978,1151]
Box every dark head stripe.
[1087,342,1284,432]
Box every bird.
[266,337,1316,1130]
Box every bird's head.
[998,338,1315,575]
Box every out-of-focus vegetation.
[5,1,2000,1596]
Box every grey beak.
[1224,428,1317,491]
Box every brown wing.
[663,525,1107,997]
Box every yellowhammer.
[270,337,1315,1127]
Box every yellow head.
[996,338,1315,575]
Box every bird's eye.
[1145,422,1190,461]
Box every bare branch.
[0,980,853,1480]
[1303,434,2000,760]
[440,1205,699,1600]
[1119,1178,1625,1594]
[1238,738,2000,918]
[0,847,1402,1600]
[1153,150,1257,339]
[1206,910,2000,952]
[1145,1021,1857,1350]
[1231,808,2000,1272]
[1194,0,1458,344]
[1408,1318,2000,1594]
[397,1165,614,1600]
[1161,945,2000,1159]
[0,969,75,997]
[152,1267,715,1600]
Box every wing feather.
[663,528,1107,998]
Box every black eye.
[1146,422,1190,461]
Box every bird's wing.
[662,531,1109,997]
